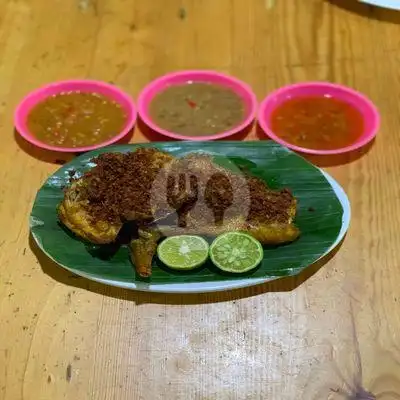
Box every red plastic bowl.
[14,80,137,153]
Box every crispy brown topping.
[69,149,296,226]
[77,148,173,223]
[165,154,295,226]
[246,177,294,224]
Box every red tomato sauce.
[270,96,364,150]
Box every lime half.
[210,232,263,273]
[157,235,209,270]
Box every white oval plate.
[34,168,350,294]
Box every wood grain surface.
[1,0,400,399]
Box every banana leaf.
[30,141,348,291]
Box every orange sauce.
[27,92,127,148]
[270,96,364,150]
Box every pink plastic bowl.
[14,80,137,153]
[258,82,380,155]
[137,70,258,141]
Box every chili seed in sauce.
[27,91,127,148]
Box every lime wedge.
[157,235,209,270]
[210,232,263,273]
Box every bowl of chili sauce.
[258,82,380,155]
[137,70,257,141]
[14,80,137,153]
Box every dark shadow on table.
[304,139,374,168]
[31,232,345,305]
[138,118,252,143]
[218,124,252,141]
[138,119,177,142]
[14,129,74,165]
[14,128,134,164]
[255,122,269,141]
[327,0,400,24]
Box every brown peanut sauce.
[149,82,246,136]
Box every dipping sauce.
[27,91,127,148]
[149,82,246,136]
[270,96,364,150]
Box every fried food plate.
[30,142,350,293]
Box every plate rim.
[32,168,351,294]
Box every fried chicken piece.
[58,148,175,244]
[132,154,300,276]
[59,149,300,278]
[129,229,162,278]
[58,179,122,244]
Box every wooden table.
[1,0,400,399]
